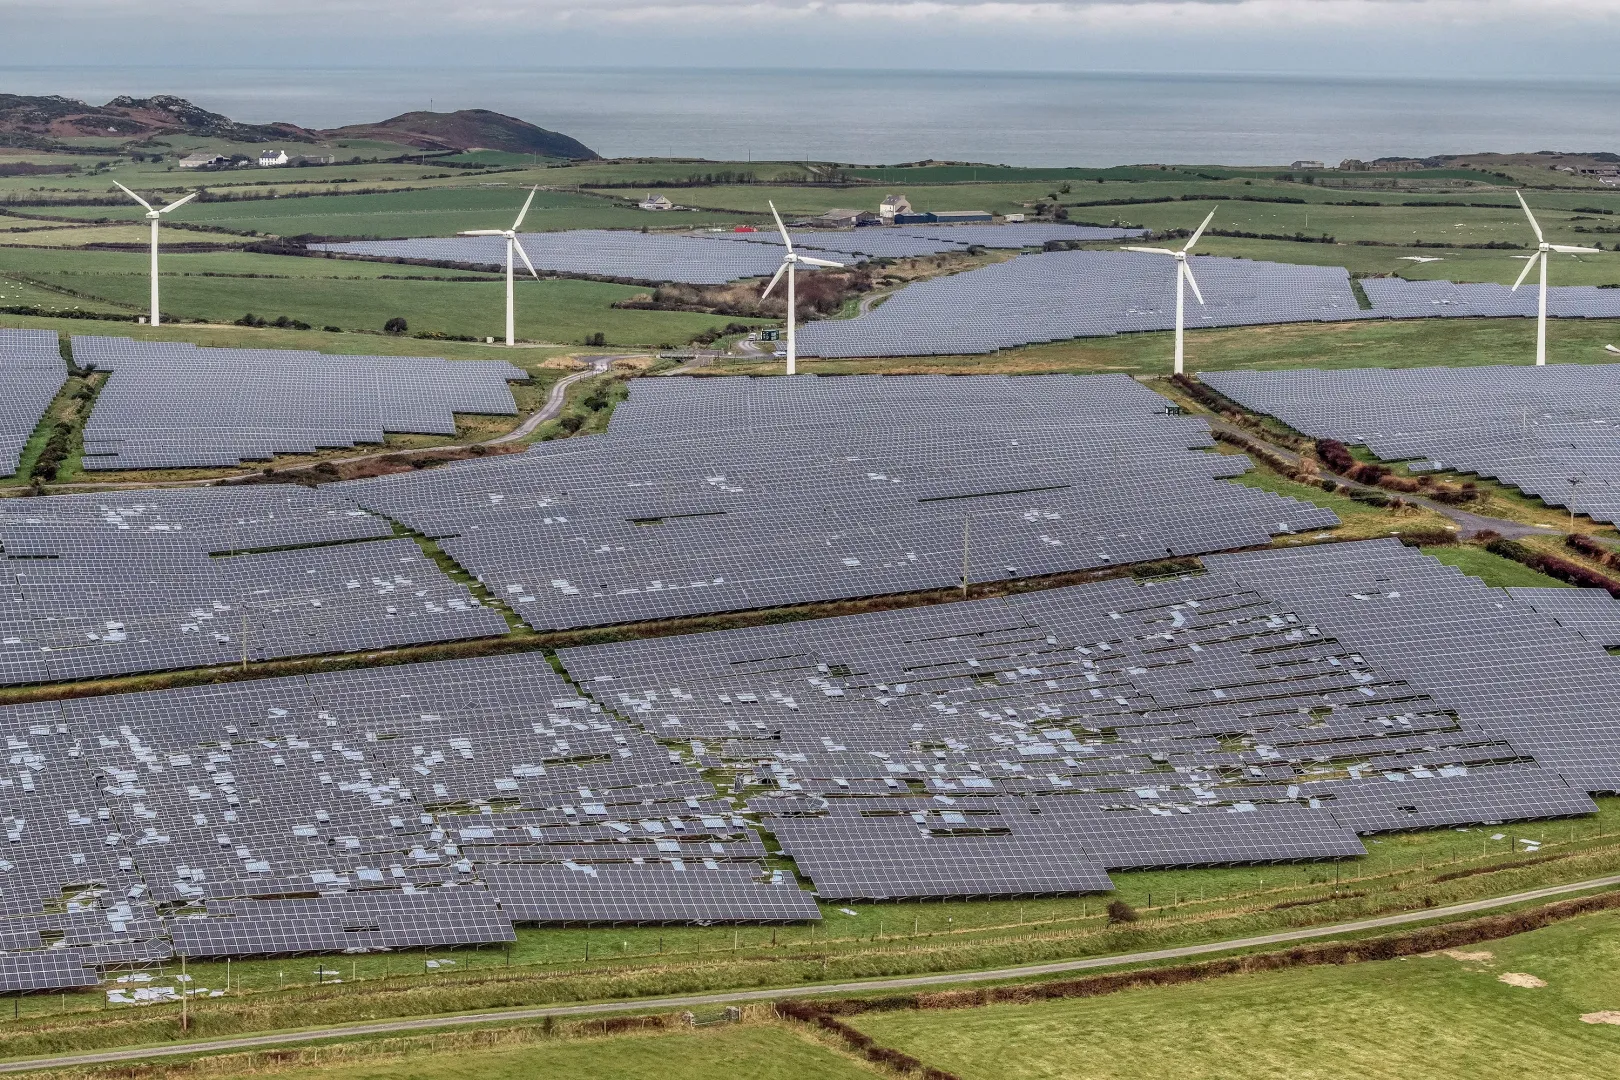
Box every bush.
[323,325,343,333]
[384,317,408,334]
[585,332,606,346]
[1106,900,1138,924]
[557,414,584,434]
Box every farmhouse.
[178,152,230,169]
[879,193,912,220]
[257,149,288,167]
[638,193,673,211]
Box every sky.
[8,0,1620,79]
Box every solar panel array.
[0,539,1616,987]
[561,539,1606,901]
[1504,587,1620,648]
[0,487,508,686]
[1360,277,1620,320]
[796,251,1373,357]
[1201,365,1620,524]
[309,224,1144,285]
[0,651,814,989]
[0,329,67,478]
[345,375,1338,632]
[72,336,526,471]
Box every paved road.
[484,356,616,445]
[5,873,1616,1074]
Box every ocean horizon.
[5,66,1618,168]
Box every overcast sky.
[9,0,1620,78]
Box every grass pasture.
[0,246,764,345]
[850,910,1620,1080]
[27,186,765,238]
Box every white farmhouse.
[879,193,911,220]
[257,149,289,167]
[638,193,673,211]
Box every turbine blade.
[1182,260,1205,305]
[512,186,538,231]
[1516,190,1545,243]
[458,230,508,236]
[1183,208,1216,252]
[1122,246,1176,255]
[797,256,845,268]
[1607,344,1620,355]
[113,181,154,212]
[1551,244,1603,254]
[513,238,540,280]
[1511,252,1538,291]
[769,200,792,252]
[157,191,199,215]
[761,261,788,298]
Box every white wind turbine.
[113,181,198,327]
[459,186,541,346]
[1512,191,1602,367]
[1121,208,1216,376]
[761,200,844,375]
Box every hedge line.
[1487,538,1620,596]
[777,889,1620,1041]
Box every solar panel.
[560,538,1605,900]
[0,329,67,478]
[72,336,527,471]
[1203,364,1620,524]
[308,224,1147,286]
[348,374,1338,632]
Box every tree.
[384,317,408,334]
[1106,900,1138,924]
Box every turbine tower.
[113,182,198,327]
[1512,191,1601,367]
[459,187,541,346]
[1121,208,1216,376]
[761,201,844,375]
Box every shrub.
[1315,438,1357,474]
[557,414,584,434]
[1106,900,1138,924]
[384,317,408,334]
[585,332,607,346]
[323,325,343,333]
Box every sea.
[5,66,1618,168]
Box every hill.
[317,109,598,159]
[0,93,311,144]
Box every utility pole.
[961,516,971,598]
[180,954,188,1032]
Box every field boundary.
[1,873,1616,1075]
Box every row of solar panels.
[1203,364,1620,524]
[309,223,1147,286]
[796,253,1620,357]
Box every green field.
[0,247,763,345]
[851,910,1620,1080]
[1423,545,1572,588]
[252,1023,876,1080]
[26,185,765,237]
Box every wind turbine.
[761,200,844,375]
[1121,208,1216,375]
[113,181,198,327]
[459,186,541,346]
[1512,191,1601,367]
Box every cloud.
[15,0,1620,26]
